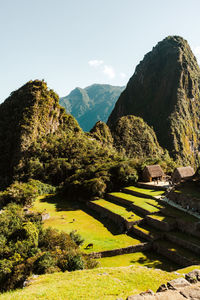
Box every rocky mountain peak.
[107,36,200,166]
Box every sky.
[1,0,200,102]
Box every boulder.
[167,277,191,290]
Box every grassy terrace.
[158,240,200,264]
[92,199,142,222]
[99,251,178,271]
[0,266,179,300]
[124,186,165,197]
[133,223,162,238]
[149,213,175,223]
[32,196,142,253]
[109,192,164,213]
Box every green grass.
[32,195,142,253]
[92,199,142,222]
[177,265,200,274]
[133,223,162,238]
[109,192,164,213]
[124,186,165,197]
[0,266,180,300]
[98,251,178,271]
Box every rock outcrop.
[108,36,200,166]
[126,270,200,300]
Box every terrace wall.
[130,226,164,241]
[145,215,175,232]
[137,182,168,191]
[168,191,200,213]
[88,242,151,258]
[87,201,139,233]
[165,233,200,255]
[153,242,195,267]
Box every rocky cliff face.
[0,80,80,187]
[107,36,200,166]
[60,84,124,131]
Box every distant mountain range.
[60,84,124,131]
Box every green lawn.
[32,196,142,253]
[124,186,165,197]
[92,199,142,222]
[109,192,164,214]
[0,266,179,300]
[99,251,178,271]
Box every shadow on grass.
[130,250,179,272]
[40,193,121,235]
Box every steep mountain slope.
[107,36,200,166]
[0,80,140,197]
[111,115,164,158]
[90,116,164,159]
[60,84,124,131]
[0,80,80,187]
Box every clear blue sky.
[1,0,200,102]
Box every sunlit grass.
[32,196,142,253]
[124,186,165,197]
[0,266,180,300]
[109,192,164,213]
[92,199,142,222]
[98,251,178,271]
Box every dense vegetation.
[60,84,124,131]
[0,203,96,292]
[107,36,200,166]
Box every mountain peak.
[108,36,200,166]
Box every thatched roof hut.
[142,165,164,182]
[172,166,195,183]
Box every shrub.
[70,230,84,246]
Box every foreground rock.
[126,270,200,299]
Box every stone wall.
[145,215,175,232]
[130,226,164,242]
[165,233,200,255]
[137,182,167,191]
[87,201,139,232]
[168,190,200,213]
[176,219,200,238]
[88,242,151,258]
[126,270,200,300]
[153,241,194,266]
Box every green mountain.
[0,80,140,197]
[60,84,124,131]
[107,36,200,166]
[0,80,80,187]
